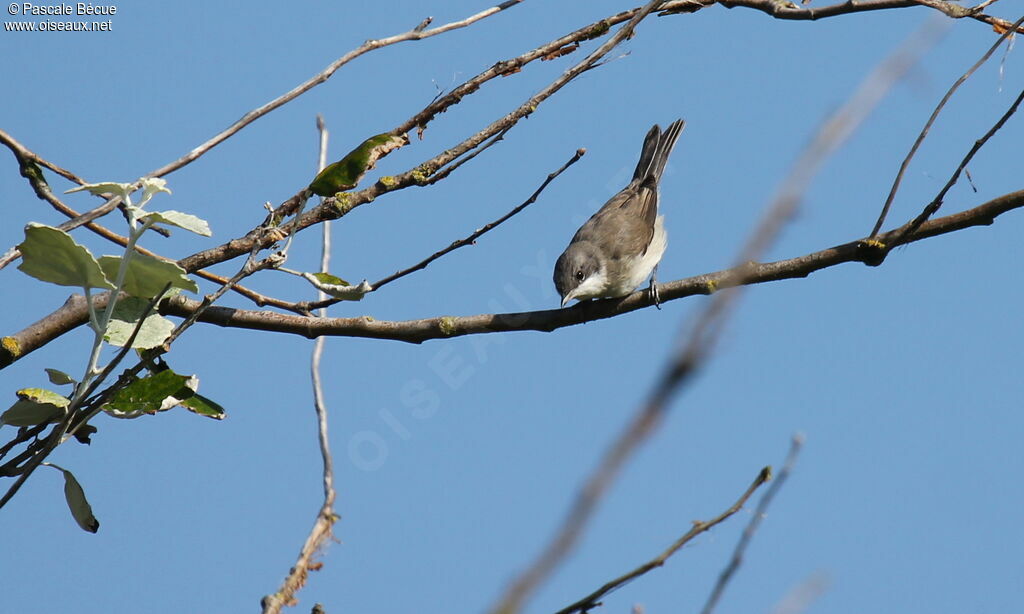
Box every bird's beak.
[560,292,575,308]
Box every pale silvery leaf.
[65,181,134,199]
[140,210,212,237]
[17,224,114,290]
[136,177,172,209]
[103,297,175,349]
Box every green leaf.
[311,272,349,286]
[45,368,76,386]
[141,210,212,237]
[1,399,63,426]
[103,297,175,349]
[48,465,99,533]
[103,369,196,416]
[179,393,226,420]
[97,253,198,297]
[309,133,408,196]
[17,224,114,290]
[300,273,371,301]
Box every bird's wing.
[575,185,657,259]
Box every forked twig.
[869,13,1024,237]
[886,80,1024,248]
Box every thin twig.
[423,127,513,186]
[261,117,339,614]
[485,23,934,614]
[555,465,773,614]
[371,147,586,291]
[886,81,1024,248]
[869,13,1024,237]
[145,1,525,180]
[700,435,804,614]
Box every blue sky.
[2,1,1023,613]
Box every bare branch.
[555,465,773,614]
[885,81,1024,249]
[870,14,1024,237]
[145,1,526,179]
[685,0,1023,31]
[261,117,338,614]
[369,148,586,292]
[701,435,804,614]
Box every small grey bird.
[554,119,685,308]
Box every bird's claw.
[648,270,662,310]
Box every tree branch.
[870,13,1024,237]
[145,1,527,180]
[2,2,1017,369]
[700,435,804,614]
[370,148,586,291]
[886,82,1024,249]
[261,117,338,614]
[1,186,1018,369]
[555,464,774,614]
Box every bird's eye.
[574,270,585,282]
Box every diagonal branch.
[884,82,1024,250]
[555,465,774,614]
[369,148,586,292]
[700,435,804,614]
[145,1,527,179]
[869,13,1024,238]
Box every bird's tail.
[632,119,686,185]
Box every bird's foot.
[648,272,662,310]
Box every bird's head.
[553,241,606,307]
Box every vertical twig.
[260,116,337,614]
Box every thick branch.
[173,189,1024,339]
[3,189,1019,368]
